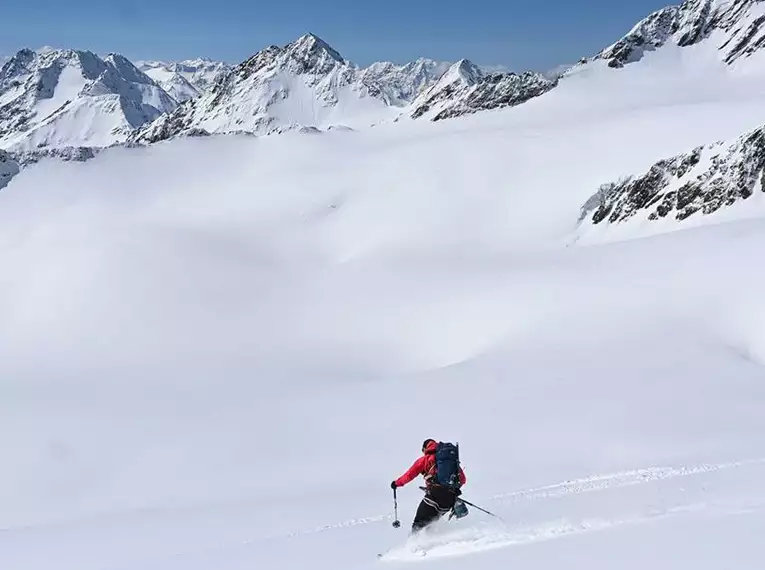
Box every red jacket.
[394,440,467,488]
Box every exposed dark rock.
[581,127,765,227]
[0,150,20,189]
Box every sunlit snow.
[3,9,765,570]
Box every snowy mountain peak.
[178,57,220,69]
[35,45,60,55]
[590,0,765,67]
[0,47,176,151]
[0,48,34,81]
[408,59,485,112]
[232,34,347,80]
[410,59,555,121]
[445,59,485,85]
[131,34,394,143]
[358,58,451,104]
[289,33,344,60]
[103,53,156,85]
[403,57,449,73]
[364,61,397,74]
[137,58,230,100]
[282,33,346,75]
[2,48,129,87]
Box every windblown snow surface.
[2,41,765,570]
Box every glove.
[390,481,398,490]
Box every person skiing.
[391,439,467,532]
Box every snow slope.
[0,48,177,151]
[3,27,765,569]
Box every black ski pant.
[412,485,458,532]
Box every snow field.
[3,24,765,570]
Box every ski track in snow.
[378,500,765,562]
[58,457,765,570]
[55,455,765,570]
[254,456,765,545]
[488,457,765,504]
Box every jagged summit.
[444,59,484,85]
[227,33,347,81]
[132,34,395,143]
[287,33,345,64]
[358,58,451,104]
[0,47,176,151]
[410,58,556,121]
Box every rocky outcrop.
[581,125,765,226]
[10,146,98,167]
[0,150,19,189]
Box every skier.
[391,439,467,533]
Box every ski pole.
[392,487,401,528]
[417,486,502,521]
[459,498,501,520]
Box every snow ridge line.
[489,457,765,504]
[286,457,765,539]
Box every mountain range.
[0,33,556,151]
[130,34,556,143]
[5,0,765,234]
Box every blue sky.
[2,0,673,70]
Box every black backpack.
[434,442,461,489]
